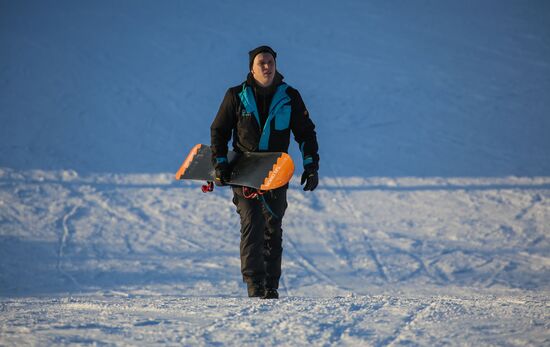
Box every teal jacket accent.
[211,72,319,169]
[239,83,290,150]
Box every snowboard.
[175,144,294,191]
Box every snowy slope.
[1,0,549,346]
[1,170,548,345]
[1,0,549,177]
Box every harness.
[242,187,280,219]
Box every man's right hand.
[214,161,231,186]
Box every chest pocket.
[239,108,254,120]
[274,104,291,130]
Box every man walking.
[210,45,319,299]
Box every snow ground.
[2,294,547,346]
[1,170,548,345]
[1,0,550,346]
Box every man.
[210,45,319,299]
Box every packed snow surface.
[1,0,549,346]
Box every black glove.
[214,161,231,186]
[300,165,318,191]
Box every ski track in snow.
[56,203,82,288]
[330,162,390,284]
[285,236,345,292]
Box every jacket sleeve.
[289,88,319,170]
[210,88,236,164]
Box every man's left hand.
[300,166,318,191]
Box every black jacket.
[210,72,319,169]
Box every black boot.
[247,282,265,298]
[262,288,279,299]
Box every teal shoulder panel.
[259,84,290,150]
[238,84,260,126]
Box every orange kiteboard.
[175,144,294,192]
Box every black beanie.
[248,45,277,70]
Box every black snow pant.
[232,186,288,289]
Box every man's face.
[251,52,276,87]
